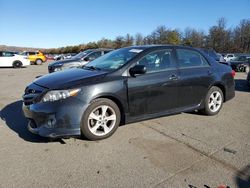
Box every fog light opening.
[47,116,56,128]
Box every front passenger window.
[137,49,174,73]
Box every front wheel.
[81,98,121,140]
[35,59,43,65]
[202,86,224,116]
[13,61,22,68]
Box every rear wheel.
[13,61,22,68]
[35,59,43,65]
[81,98,120,140]
[202,86,224,116]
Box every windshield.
[19,52,27,55]
[85,48,144,71]
[72,50,94,59]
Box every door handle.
[169,74,178,80]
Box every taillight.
[231,70,236,77]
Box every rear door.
[175,48,213,108]
[127,48,179,116]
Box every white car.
[0,51,30,68]
[224,54,236,62]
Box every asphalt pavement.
[0,63,249,188]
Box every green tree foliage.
[47,18,250,54]
[135,33,144,45]
[183,28,205,47]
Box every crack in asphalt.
[141,124,241,187]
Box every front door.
[127,48,178,117]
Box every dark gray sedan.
[23,45,235,140]
[48,49,113,73]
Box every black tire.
[13,61,22,68]
[35,59,43,65]
[81,98,121,140]
[201,86,224,116]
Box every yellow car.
[20,51,47,65]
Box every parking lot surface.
[0,64,249,188]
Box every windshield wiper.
[83,66,101,71]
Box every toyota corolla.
[22,45,235,140]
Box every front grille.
[23,84,46,106]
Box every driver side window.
[88,51,102,59]
[137,49,174,73]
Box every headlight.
[41,88,81,102]
[54,67,62,72]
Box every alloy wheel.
[87,105,116,136]
[208,91,222,113]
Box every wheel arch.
[211,82,226,102]
[91,94,126,125]
[36,58,43,62]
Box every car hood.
[49,58,81,66]
[34,68,107,89]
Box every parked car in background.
[0,51,30,68]
[64,53,77,59]
[53,54,63,61]
[20,51,47,65]
[48,49,113,73]
[224,54,236,62]
[247,71,250,87]
[229,55,250,72]
[45,54,54,61]
[196,48,227,65]
[23,45,235,140]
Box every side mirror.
[129,65,146,77]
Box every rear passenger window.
[137,49,175,73]
[176,49,209,68]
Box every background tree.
[183,28,206,47]
[135,33,144,45]
[114,36,125,49]
[45,18,250,54]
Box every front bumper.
[22,98,87,138]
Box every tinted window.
[104,50,112,54]
[88,51,102,59]
[177,49,209,68]
[137,49,175,73]
[73,50,94,59]
[28,52,36,55]
[3,52,14,57]
[86,48,143,71]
